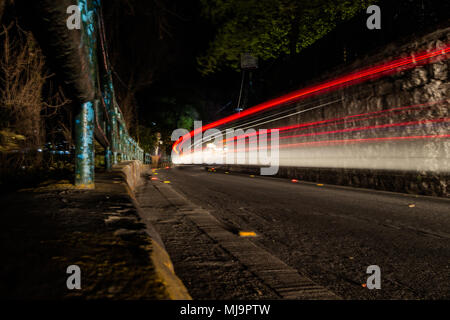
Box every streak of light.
[229,134,450,152]
[173,44,450,153]
[223,100,447,144]
[278,118,450,141]
[278,134,450,149]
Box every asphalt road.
[147,165,450,299]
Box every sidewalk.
[0,163,190,299]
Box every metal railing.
[74,0,148,188]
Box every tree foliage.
[138,95,200,154]
[0,22,69,150]
[197,0,373,75]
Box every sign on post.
[241,53,258,70]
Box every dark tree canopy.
[197,0,373,75]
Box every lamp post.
[236,52,258,113]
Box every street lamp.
[236,52,258,114]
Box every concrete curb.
[150,239,192,300]
[112,160,146,191]
[112,161,192,300]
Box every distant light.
[37,148,43,152]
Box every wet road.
[143,165,450,299]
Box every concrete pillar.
[75,101,95,188]
[105,147,112,170]
[104,81,116,170]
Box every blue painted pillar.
[111,107,118,165]
[105,147,112,170]
[124,137,129,160]
[125,139,128,159]
[119,125,124,160]
[105,109,113,170]
[75,101,95,188]
[104,82,113,170]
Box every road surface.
[137,165,450,299]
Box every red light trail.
[278,118,450,141]
[193,117,449,153]
[222,99,447,144]
[174,44,450,153]
[228,134,450,153]
[278,134,450,149]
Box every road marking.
[239,231,257,237]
